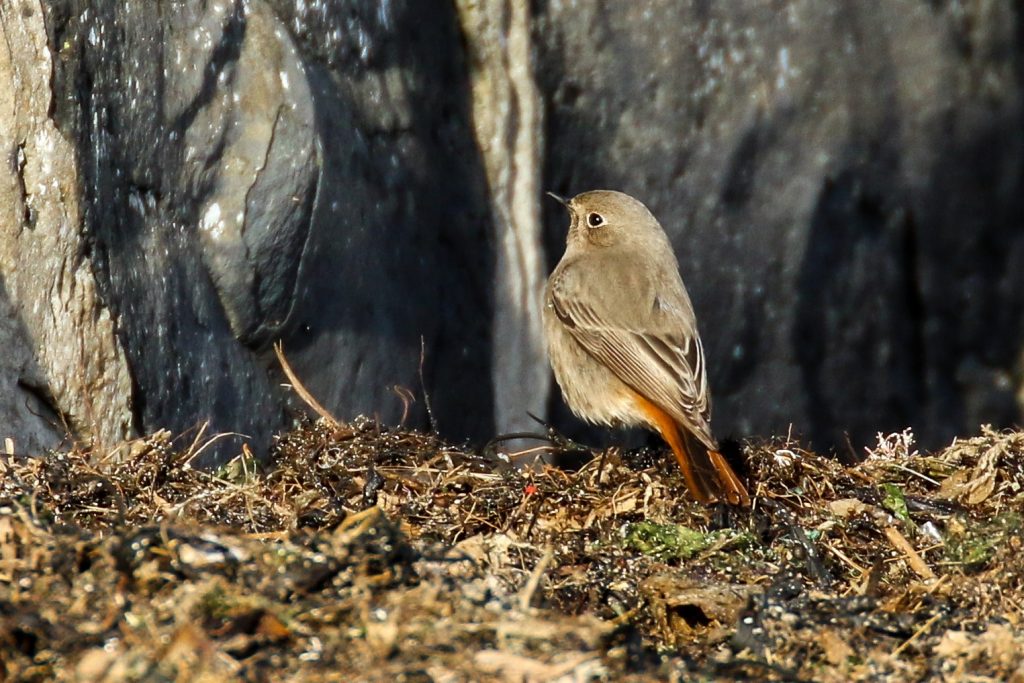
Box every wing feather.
[549,276,715,447]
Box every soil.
[1,418,1022,681]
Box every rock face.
[0,1,133,454]
[535,1,1024,450]
[18,0,496,461]
[455,0,550,438]
[1,0,1022,460]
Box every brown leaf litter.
[0,421,1022,681]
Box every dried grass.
[1,419,1023,681]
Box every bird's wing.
[548,269,715,447]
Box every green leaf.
[880,483,910,524]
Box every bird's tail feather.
[682,430,751,507]
[666,426,750,507]
[627,389,750,506]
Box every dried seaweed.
[0,420,1022,681]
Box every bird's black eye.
[587,212,604,227]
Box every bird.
[542,190,750,506]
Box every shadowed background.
[2,0,1022,462]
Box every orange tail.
[631,392,750,506]
[693,433,751,508]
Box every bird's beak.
[545,191,570,209]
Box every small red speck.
[524,484,538,496]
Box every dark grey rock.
[535,0,1024,451]
[36,0,494,462]
[262,0,495,440]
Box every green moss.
[216,450,263,484]
[623,522,745,561]
[196,583,236,620]
[944,512,1022,569]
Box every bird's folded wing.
[549,284,715,447]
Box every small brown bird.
[543,190,750,506]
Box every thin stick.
[886,463,941,487]
[892,612,942,656]
[274,341,341,430]
[506,445,558,460]
[823,541,867,575]
[419,336,437,433]
[518,547,554,611]
[883,525,935,580]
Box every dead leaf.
[937,441,1004,504]
[818,628,855,665]
[829,498,870,518]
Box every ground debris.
[0,419,1022,681]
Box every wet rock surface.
[1,1,1023,459]
[32,0,495,460]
